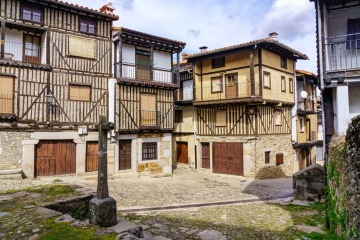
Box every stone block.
[150,166,163,175]
[163,165,172,174]
[148,162,159,168]
[163,149,171,157]
[89,197,117,227]
[137,164,145,172]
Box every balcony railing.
[194,82,255,101]
[140,110,160,127]
[0,41,42,64]
[175,87,193,101]
[115,62,175,84]
[0,93,13,113]
[297,98,314,111]
[326,34,360,71]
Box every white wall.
[183,80,193,100]
[334,86,351,134]
[122,44,135,64]
[153,50,171,69]
[348,86,360,119]
[327,7,360,38]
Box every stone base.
[89,197,117,227]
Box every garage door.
[213,142,243,176]
[35,140,76,177]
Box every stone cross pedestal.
[89,115,117,227]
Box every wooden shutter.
[276,153,284,165]
[68,36,95,59]
[0,76,14,113]
[216,111,226,127]
[141,94,156,125]
[69,84,91,101]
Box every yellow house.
[184,33,308,178]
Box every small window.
[274,110,282,126]
[216,111,226,127]
[276,153,284,165]
[175,110,183,123]
[23,34,41,64]
[289,78,294,93]
[21,2,43,23]
[212,57,225,69]
[299,117,305,132]
[281,76,286,92]
[281,56,287,69]
[142,142,157,160]
[0,76,14,113]
[211,77,222,93]
[265,151,271,164]
[69,84,91,101]
[263,71,271,89]
[68,36,96,59]
[79,16,96,34]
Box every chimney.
[199,46,208,53]
[100,2,115,14]
[181,53,189,64]
[268,32,278,41]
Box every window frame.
[215,110,226,127]
[299,117,305,133]
[0,75,14,114]
[263,71,271,89]
[212,57,225,69]
[276,153,284,165]
[289,78,294,93]
[23,34,41,64]
[281,76,286,92]
[69,83,91,102]
[274,110,282,126]
[264,151,271,164]
[68,36,96,59]
[142,142,158,161]
[211,76,223,93]
[78,16,97,35]
[281,56,287,69]
[175,110,183,123]
[21,2,43,23]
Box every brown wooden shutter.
[69,84,91,101]
[0,76,14,113]
[276,153,284,165]
[141,94,156,125]
[216,111,226,127]
[68,36,95,59]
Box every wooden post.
[250,49,255,97]
[1,21,5,59]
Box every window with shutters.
[215,111,226,127]
[276,153,284,165]
[140,94,157,126]
[212,57,225,68]
[281,56,287,69]
[21,2,43,23]
[265,151,271,164]
[23,34,41,64]
[212,77,222,93]
[142,142,157,160]
[289,78,294,93]
[175,110,183,123]
[68,36,96,59]
[69,84,91,101]
[274,110,282,126]
[263,71,271,89]
[0,76,14,113]
[281,76,286,92]
[79,16,96,34]
[299,117,305,132]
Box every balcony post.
[0,21,5,59]
[118,38,122,78]
[150,44,154,81]
[176,51,180,84]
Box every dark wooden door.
[176,142,188,164]
[35,140,76,177]
[201,143,210,169]
[119,140,132,170]
[86,142,98,172]
[213,142,243,176]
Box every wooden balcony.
[297,98,314,112]
[0,41,42,64]
[175,88,193,102]
[195,82,253,102]
[140,110,161,129]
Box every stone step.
[149,166,163,175]
[0,169,22,179]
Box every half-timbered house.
[187,33,308,178]
[0,1,118,178]
[111,27,185,175]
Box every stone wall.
[0,131,30,170]
[327,115,360,238]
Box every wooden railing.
[297,98,314,111]
[195,82,253,101]
[0,41,42,64]
[115,62,176,84]
[140,110,160,127]
[326,34,360,71]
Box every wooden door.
[176,142,188,164]
[226,74,237,98]
[201,143,210,169]
[213,142,243,176]
[35,140,76,177]
[299,149,306,170]
[86,142,98,172]
[119,140,132,170]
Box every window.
[274,110,282,126]
[276,153,284,165]
[212,57,225,69]
[211,77,222,93]
[175,110,183,123]
[215,111,226,127]
[142,142,157,160]
[289,78,294,93]
[79,16,96,34]
[23,34,41,64]
[265,151,271,164]
[68,36,96,59]
[281,56,287,69]
[136,49,151,80]
[263,71,271,89]
[281,76,286,92]
[299,117,305,132]
[69,84,91,101]
[21,2,43,23]
[346,19,360,49]
[0,76,14,113]
[140,94,157,126]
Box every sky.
[67,0,317,73]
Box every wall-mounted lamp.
[46,93,53,110]
[78,127,88,136]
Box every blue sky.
[67,0,317,73]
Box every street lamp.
[46,93,53,111]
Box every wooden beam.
[250,49,255,96]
